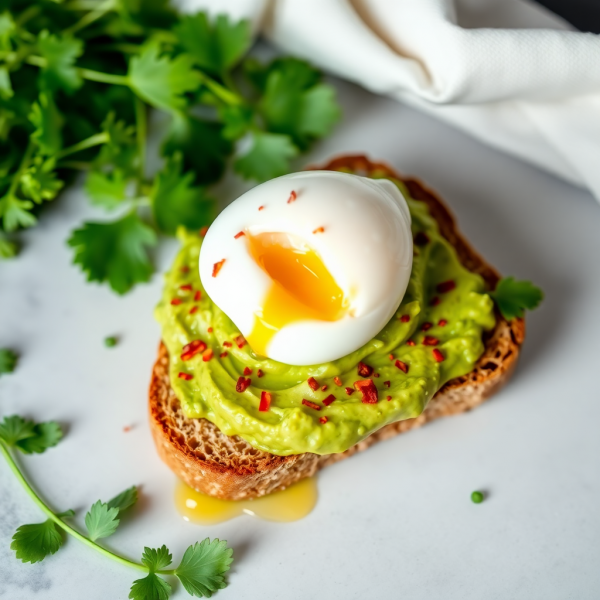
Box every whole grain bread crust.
[149,155,525,500]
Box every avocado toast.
[149,155,524,500]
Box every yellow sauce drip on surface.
[175,476,318,525]
[246,232,346,357]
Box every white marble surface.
[1,74,600,600]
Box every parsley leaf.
[152,154,215,235]
[85,501,120,541]
[37,30,84,94]
[68,212,156,294]
[0,415,35,445]
[218,105,253,141]
[490,277,544,320]
[16,421,63,454]
[107,485,138,513]
[175,538,233,598]
[94,112,138,176]
[161,113,232,185]
[129,572,171,600]
[0,66,13,99]
[85,170,128,210]
[11,520,64,564]
[29,93,63,156]
[128,43,200,112]
[142,545,172,571]
[257,58,340,150]
[234,131,298,182]
[0,349,17,375]
[0,234,17,258]
[21,157,64,204]
[175,13,251,75]
[0,194,36,232]
[0,11,15,52]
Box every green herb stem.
[0,441,147,573]
[24,56,129,86]
[15,5,41,27]
[7,141,34,198]
[56,132,110,160]
[134,97,146,185]
[63,0,115,35]
[197,71,243,106]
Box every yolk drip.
[246,232,346,357]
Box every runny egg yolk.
[246,232,347,357]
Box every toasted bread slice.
[149,155,525,500]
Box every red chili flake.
[199,226,209,237]
[234,231,245,239]
[433,348,445,363]
[236,377,251,392]
[220,351,228,358]
[437,280,456,294]
[234,335,246,348]
[243,366,252,376]
[389,354,394,361]
[181,340,207,361]
[180,284,192,291]
[302,399,321,411]
[288,190,297,204]
[312,226,325,234]
[259,391,271,412]
[323,394,336,406]
[414,231,429,246]
[373,373,380,378]
[354,379,379,404]
[212,259,225,277]
[406,340,416,347]
[194,290,202,301]
[438,319,447,327]
[178,372,193,381]
[319,416,328,424]
[223,341,232,348]
[384,380,391,388]
[430,296,441,306]
[202,348,213,362]
[257,369,264,378]
[171,298,182,306]
[207,327,213,333]
[357,361,373,377]
[189,306,198,315]
[321,385,328,391]
[307,377,319,391]
[258,205,265,211]
[422,336,440,346]
[123,425,131,432]
[400,314,411,323]
[395,359,409,373]
[387,396,392,401]
[333,376,342,387]
[421,322,432,331]
[345,387,355,395]
[180,266,190,273]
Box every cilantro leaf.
[85,170,128,210]
[85,501,120,541]
[129,572,171,600]
[257,58,340,150]
[21,157,64,204]
[0,234,17,258]
[161,112,232,185]
[0,349,17,375]
[107,485,138,513]
[0,66,13,99]
[142,545,172,571]
[37,30,84,94]
[175,539,233,598]
[234,131,298,182]
[128,43,200,112]
[16,421,63,454]
[218,105,253,141]
[11,519,64,564]
[0,193,36,232]
[490,277,544,320]
[152,154,215,235]
[174,13,251,75]
[68,212,156,294]
[0,415,35,445]
[29,93,63,156]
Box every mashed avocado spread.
[155,177,495,456]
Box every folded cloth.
[178,0,600,202]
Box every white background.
[1,73,599,599]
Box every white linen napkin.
[178,0,600,202]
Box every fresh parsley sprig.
[490,277,544,320]
[0,414,233,598]
[0,2,341,296]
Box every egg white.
[199,171,412,365]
